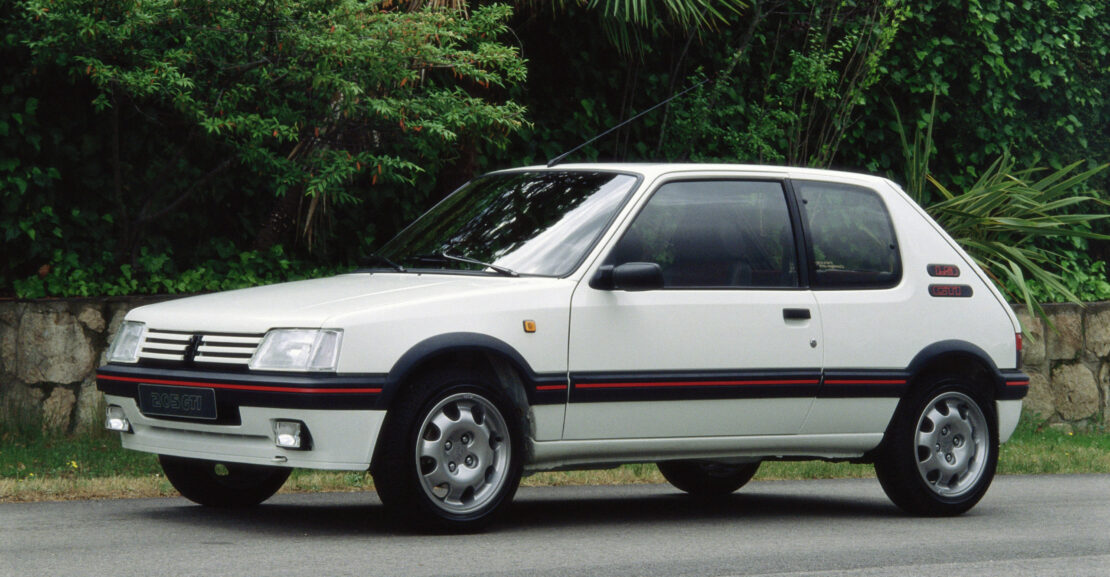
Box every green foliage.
[1,426,161,481]
[894,93,1110,312]
[921,154,1109,318]
[862,0,1110,186]
[13,244,346,299]
[3,0,1110,299]
[4,0,527,297]
[1019,239,1110,303]
[529,0,748,57]
[998,411,1110,475]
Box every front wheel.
[159,455,290,507]
[373,368,523,531]
[658,460,761,496]
[875,378,997,516]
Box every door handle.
[783,308,811,320]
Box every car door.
[564,178,823,440]
[791,178,913,436]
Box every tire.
[159,455,291,508]
[372,367,524,532]
[874,376,998,516]
[658,460,761,496]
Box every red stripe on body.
[97,374,382,394]
[576,379,819,390]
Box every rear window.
[796,180,901,289]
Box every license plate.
[138,384,217,420]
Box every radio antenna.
[546,77,711,168]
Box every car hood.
[124,272,547,333]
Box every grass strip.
[1,412,1106,503]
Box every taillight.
[1016,333,1024,367]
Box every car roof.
[490,163,898,188]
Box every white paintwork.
[799,398,901,435]
[125,274,577,376]
[807,177,1019,371]
[563,399,818,440]
[107,163,1026,474]
[565,287,822,438]
[531,404,567,441]
[997,400,1023,443]
[105,394,384,470]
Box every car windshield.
[378,171,639,277]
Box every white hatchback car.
[98,164,1029,530]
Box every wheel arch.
[905,340,1006,399]
[380,333,540,409]
[369,334,533,528]
[374,335,540,466]
[867,340,1006,463]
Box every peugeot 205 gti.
[98,164,1029,530]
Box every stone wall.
[0,297,174,434]
[1,297,1108,434]
[1014,302,1110,431]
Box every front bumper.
[97,364,389,470]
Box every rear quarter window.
[796,180,901,289]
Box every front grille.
[140,329,264,367]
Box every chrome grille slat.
[197,345,255,355]
[138,330,264,367]
[145,331,192,341]
[202,335,263,345]
[142,352,186,361]
[143,342,187,351]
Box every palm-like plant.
[520,0,748,56]
[922,155,1109,320]
[895,99,1109,321]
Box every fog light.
[105,405,132,433]
[273,420,310,450]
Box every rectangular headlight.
[249,329,342,372]
[107,321,146,363]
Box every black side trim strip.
[818,369,910,398]
[570,369,822,403]
[530,374,570,405]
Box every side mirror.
[590,262,664,291]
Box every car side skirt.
[527,433,885,472]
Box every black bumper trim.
[999,369,1030,401]
[97,364,387,413]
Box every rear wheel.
[373,367,523,531]
[159,455,290,507]
[658,460,761,496]
[875,376,997,516]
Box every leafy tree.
[23,0,527,258]
[4,0,1110,301]
[874,0,1110,181]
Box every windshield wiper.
[358,254,406,273]
[441,251,519,277]
[414,251,518,277]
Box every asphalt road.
[1,475,1107,577]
